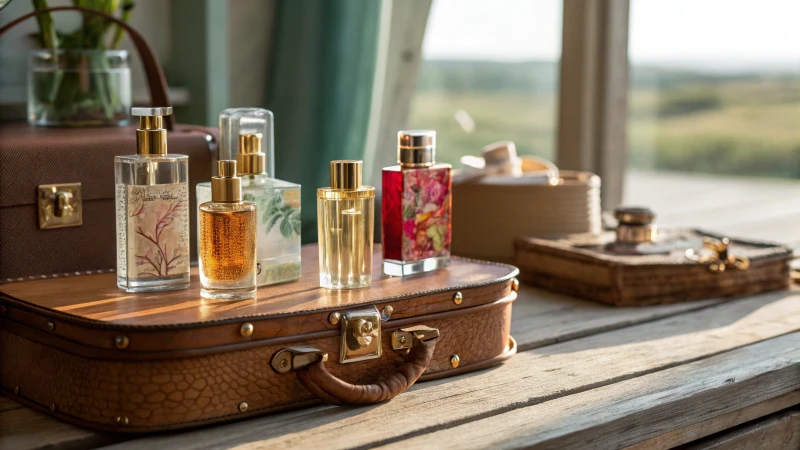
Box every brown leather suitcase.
[0,7,217,281]
[0,245,518,432]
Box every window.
[626,0,800,181]
[408,0,562,165]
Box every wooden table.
[1,284,798,450]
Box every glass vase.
[28,49,131,127]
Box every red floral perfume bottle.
[382,130,452,276]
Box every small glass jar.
[28,49,131,127]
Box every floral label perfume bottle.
[115,107,190,292]
[318,160,375,289]
[196,108,301,286]
[117,184,189,280]
[382,130,452,276]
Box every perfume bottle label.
[401,168,451,261]
[123,183,190,280]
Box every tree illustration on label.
[128,186,189,279]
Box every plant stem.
[112,0,134,49]
[31,0,59,49]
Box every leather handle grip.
[0,6,175,130]
[296,337,437,405]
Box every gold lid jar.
[212,160,243,202]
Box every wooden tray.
[514,228,792,306]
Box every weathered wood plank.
[510,286,722,351]
[0,402,119,450]
[101,289,800,450]
[629,390,800,449]
[680,407,800,450]
[378,333,800,450]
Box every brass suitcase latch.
[38,183,82,229]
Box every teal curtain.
[267,0,382,243]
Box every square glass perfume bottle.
[382,130,452,276]
[115,107,190,292]
[199,160,257,300]
[318,160,375,289]
[197,108,301,286]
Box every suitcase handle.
[0,6,175,130]
[272,327,439,405]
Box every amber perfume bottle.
[382,130,452,276]
[115,107,190,292]
[199,160,257,300]
[318,160,375,289]
[197,108,301,286]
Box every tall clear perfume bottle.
[382,130,452,276]
[318,160,374,289]
[115,107,190,292]
[199,160,257,300]
[196,108,301,285]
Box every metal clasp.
[685,237,750,273]
[271,346,328,374]
[38,183,82,229]
[391,325,440,350]
[339,306,382,363]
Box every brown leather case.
[0,245,518,432]
[0,6,217,280]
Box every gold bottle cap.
[132,107,172,156]
[330,160,363,190]
[398,130,436,167]
[236,133,267,175]
[319,160,375,200]
[212,160,242,202]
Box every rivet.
[46,321,55,332]
[279,358,289,369]
[450,354,460,368]
[453,292,463,305]
[115,335,130,349]
[238,402,248,412]
[398,335,407,344]
[512,277,520,292]
[240,323,254,337]
[382,305,393,317]
[13,386,19,395]
[329,312,341,325]
[116,416,129,425]
[50,403,56,413]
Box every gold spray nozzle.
[212,160,242,202]
[132,107,172,156]
[237,133,266,175]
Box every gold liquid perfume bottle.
[199,160,257,300]
[115,107,190,292]
[317,160,375,289]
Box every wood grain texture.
[629,390,800,449]
[95,288,800,449]
[378,332,800,450]
[0,245,516,326]
[680,407,800,450]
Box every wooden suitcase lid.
[0,245,517,356]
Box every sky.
[422,0,800,71]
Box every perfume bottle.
[318,160,375,289]
[199,160,257,300]
[381,130,452,276]
[115,107,190,292]
[197,108,301,285]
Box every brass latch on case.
[339,306,382,364]
[270,346,328,374]
[685,237,750,273]
[38,183,82,229]
[391,325,440,350]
